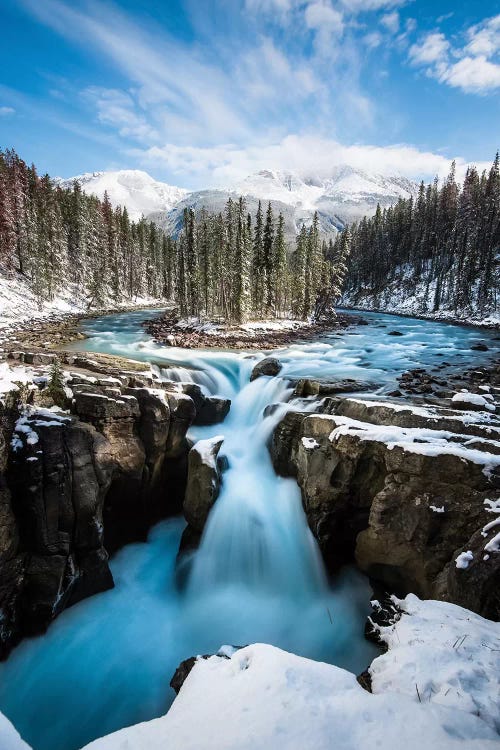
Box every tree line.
[0,148,172,306]
[176,200,350,323]
[344,154,500,315]
[0,148,349,323]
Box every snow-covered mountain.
[58,165,418,235]
[55,170,188,221]
[235,166,417,222]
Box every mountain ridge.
[56,165,419,235]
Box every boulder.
[195,396,231,425]
[165,392,196,458]
[250,357,282,381]
[183,436,224,532]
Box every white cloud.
[305,1,344,54]
[84,87,158,142]
[439,56,500,94]
[408,15,500,94]
[339,0,406,11]
[0,106,15,116]
[409,33,449,65]
[133,134,488,189]
[466,15,500,58]
[363,31,382,48]
[381,11,399,34]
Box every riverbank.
[0,304,168,355]
[340,299,500,330]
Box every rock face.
[271,396,500,614]
[442,518,500,620]
[250,357,282,381]
[0,366,200,658]
[183,436,224,534]
[6,410,115,654]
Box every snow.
[80,641,498,750]
[0,268,168,328]
[0,362,33,401]
[341,267,500,327]
[455,550,474,569]
[193,435,224,463]
[326,414,500,475]
[301,437,320,450]
[484,532,500,553]
[0,712,31,750]
[452,392,496,412]
[484,498,500,514]
[370,594,500,733]
[240,319,304,332]
[55,170,188,221]
[235,166,417,223]
[346,397,499,427]
[430,505,445,513]
[481,518,500,536]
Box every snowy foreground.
[1,596,494,750]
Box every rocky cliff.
[271,381,500,619]
[0,354,229,658]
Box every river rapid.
[0,309,498,750]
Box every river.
[0,309,498,750]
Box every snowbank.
[80,641,498,750]
[341,277,500,328]
[0,712,31,750]
[0,269,166,329]
[370,594,500,732]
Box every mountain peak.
[55,169,188,220]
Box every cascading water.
[187,374,326,598]
[1,308,498,750]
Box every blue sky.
[1,0,499,188]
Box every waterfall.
[187,375,327,598]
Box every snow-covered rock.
[55,170,188,221]
[452,392,496,412]
[79,641,498,749]
[370,594,500,733]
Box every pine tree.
[263,202,274,313]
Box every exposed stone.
[165,392,196,458]
[271,396,500,613]
[183,437,224,533]
[440,523,500,620]
[7,411,115,649]
[250,357,282,381]
[292,379,376,397]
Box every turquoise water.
[0,309,497,750]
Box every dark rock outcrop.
[183,436,224,534]
[250,357,282,381]
[0,370,197,657]
[271,396,500,614]
[441,521,500,620]
[7,410,115,649]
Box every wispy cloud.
[0,106,15,116]
[134,134,490,188]
[12,0,498,187]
